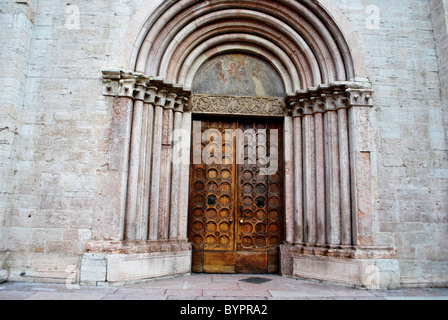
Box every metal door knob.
[240,220,244,224]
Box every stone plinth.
[280,243,399,289]
[80,240,192,285]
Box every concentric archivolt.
[132,0,359,95]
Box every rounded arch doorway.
[187,50,288,274]
[87,0,397,288]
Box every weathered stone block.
[80,253,107,285]
[106,251,192,283]
[292,255,400,289]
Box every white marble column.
[169,98,186,240]
[177,112,192,240]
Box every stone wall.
[0,0,146,282]
[0,0,35,281]
[335,0,448,287]
[0,0,446,287]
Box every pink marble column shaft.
[324,110,341,245]
[293,115,303,244]
[314,113,326,245]
[302,114,317,244]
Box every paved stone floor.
[0,274,447,300]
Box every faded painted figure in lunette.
[192,54,285,98]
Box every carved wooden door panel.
[189,118,283,274]
[189,119,237,273]
[235,120,283,273]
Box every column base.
[280,243,400,289]
[80,240,192,286]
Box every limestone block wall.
[0,0,35,280]
[0,0,446,287]
[0,0,146,282]
[335,0,448,287]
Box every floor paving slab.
[0,274,447,300]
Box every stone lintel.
[189,94,288,117]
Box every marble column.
[134,87,157,241]
[292,110,303,244]
[169,98,186,240]
[158,93,176,240]
[124,79,150,241]
[338,108,352,245]
[149,90,168,240]
[177,112,192,240]
[124,97,144,241]
[324,110,341,245]
[302,114,317,244]
[98,69,192,246]
[314,112,326,245]
[284,116,295,244]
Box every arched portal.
[85,0,397,287]
[133,0,356,89]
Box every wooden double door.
[188,117,284,274]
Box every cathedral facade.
[0,0,447,289]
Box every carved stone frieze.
[189,94,288,117]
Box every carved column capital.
[164,93,178,110]
[155,90,168,107]
[346,88,374,107]
[291,100,303,118]
[133,74,151,101]
[286,82,374,116]
[174,97,188,113]
[144,86,158,104]
[101,69,192,104]
[118,79,136,98]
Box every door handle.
[229,218,233,223]
[240,220,244,224]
